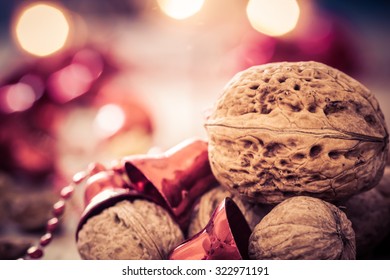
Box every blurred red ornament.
[0,46,154,189]
[93,81,154,137]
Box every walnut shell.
[342,186,390,259]
[77,199,184,260]
[188,186,273,237]
[205,61,389,204]
[248,196,356,260]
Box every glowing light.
[20,74,45,100]
[72,49,104,80]
[157,0,205,20]
[246,0,300,37]
[48,63,94,103]
[93,104,126,139]
[0,83,36,113]
[14,3,70,56]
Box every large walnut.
[248,196,356,260]
[188,186,273,237]
[205,61,389,204]
[77,199,184,260]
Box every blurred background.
[0,0,389,259]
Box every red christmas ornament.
[168,197,251,260]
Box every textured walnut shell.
[77,199,184,260]
[248,196,356,260]
[188,186,273,237]
[342,166,390,258]
[205,61,389,204]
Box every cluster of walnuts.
[204,61,389,259]
[77,61,390,260]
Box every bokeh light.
[157,0,205,20]
[0,83,36,113]
[246,0,300,37]
[14,3,70,56]
[93,104,126,139]
[47,63,94,103]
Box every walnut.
[77,199,184,260]
[248,196,356,260]
[205,61,389,204]
[342,166,390,258]
[188,186,272,237]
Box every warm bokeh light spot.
[157,0,205,20]
[48,63,94,103]
[246,0,300,37]
[0,83,36,113]
[14,3,70,56]
[93,104,126,139]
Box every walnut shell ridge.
[77,199,184,260]
[248,196,356,260]
[205,61,389,204]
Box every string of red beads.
[22,170,86,260]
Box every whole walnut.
[205,61,389,204]
[342,166,390,258]
[77,199,184,260]
[248,196,356,260]
[188,186,272,237]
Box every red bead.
[27,246,43,259]
[87,162,106,175]
[40,233,53,246]
[46,217,59,232]
[53,200,66,217]
[111,160,127,174]
[60,185,74,199]
[73,171,87,184]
